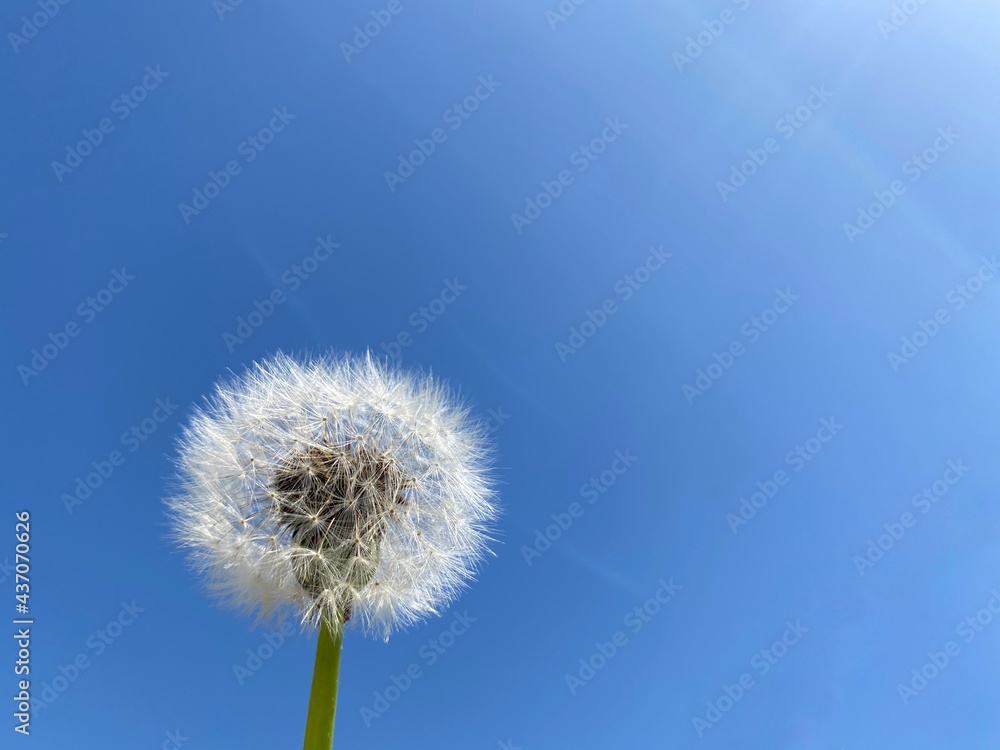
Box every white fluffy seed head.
[166,351,497,639]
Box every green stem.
[302,615,344,750]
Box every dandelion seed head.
[166,352,497,639]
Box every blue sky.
[3,1,1000,748]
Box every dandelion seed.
[165,351,498,748]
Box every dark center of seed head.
[270,444,407,617]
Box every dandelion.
[166,352,497,748]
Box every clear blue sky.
[3,1,1000,748]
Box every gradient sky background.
[3,1,1000,748]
